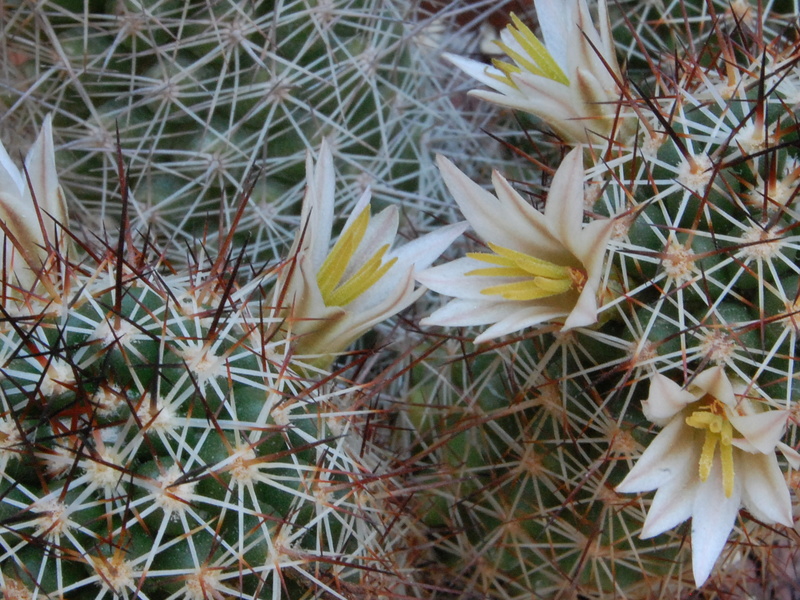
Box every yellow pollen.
[316,205,397,307]
[467,242,585,301]
[490,13,570,88]
[685,400,735,498]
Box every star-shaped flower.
[616,367,800,586]
[0,114,68,302]
[417,147,613,343]
[277,141,466,361]
[445,0,629,144]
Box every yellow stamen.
[466,243,585,301]
[317,207,370,300]
[315,206,395,307]
[686,401,736,498]
[489,13,570,88]
[326,246,396,307]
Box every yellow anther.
[317,206,370,299]
[316,206,395,307]
[687,403,736,498]
[466,243,585,301]
[489,13,570,88]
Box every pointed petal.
[777,442,800,469]
[738,452,792,526]
[489,169,568,261]
[690,366,735,406]
[544,147,585,241]
[390,222,468,271]
[561,282,598,330]
[344,204,398,277]
[690,463,741,586]
[436,155,562,257]
[444,53,511,90]
[568,218,613,283]
[24,114,65,227]
[0,129,25,197]
[296,142,335,267]
[416,257,497,300]
[421,297,521,328]
[643,374,697,425]
[616,418,694,494]
[473,303,569,343]
[532,0,569,69]
[729,409,788,454]
[638,464,695,539]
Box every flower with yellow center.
[276,141,465,361]
[445,0,629,144]
[417,147,612,343]
[616,367,800,587]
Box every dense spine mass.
[1,1,800,599]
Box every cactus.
[3,0,800,598]
[0,0,501,264]
[0,122,433,599]
[404,0,800,597]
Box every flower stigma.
[467,242,587,301]
[316,205,397,306]
[685,397,735,498]
[490,13,570,88]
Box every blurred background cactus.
[2,0,800,598]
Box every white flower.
[445,0,627,144]
[616,367,800,587]
[0,114,69,300]
[277,142,466,360]
[417,147,613,344]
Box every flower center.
[467,242,587,301]
[490,13,570,88]
[685,398,735,498]
[316,205,397,307]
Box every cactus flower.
[0,114,68,300]
[616,367,800,587]
[417,147,613,343]
[278,141,466,360]
[445,0,626,144]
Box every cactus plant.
[0,122,434,599]
[3,0,800,598]
[0,0,510,266]
[402,0,800,597]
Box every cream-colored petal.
[532,0,569,70]
[616,417,693,494]
[390,222,467,271]
[473,303,571,343]
[543,147,585,243]
[689,366,735,406]
[642,374,697,425]
[421,297,524,328]
[638,458,696,539]
[728,409,788,454]
[436,155,562,257]
[489,170,569,261]
[343,204,398,278]
[416,257,499,300]
[567,218,614,283]
[561,282,598,330]
[738,452,792,526]
[294,143,335,267]
[444,53,518,95]
[690,461,742,586]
